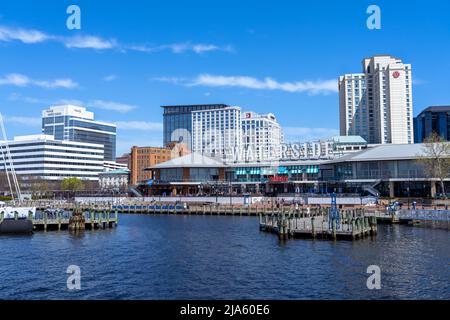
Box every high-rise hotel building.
[42,105,117,161]
[163,104,284,162]
[242,112,283,162]
[191,106,242,159]
[162,104,229,150]
[339,55,414,144]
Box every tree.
[419,132,450,199]
[61,177,85,194]
[31,178,50,199]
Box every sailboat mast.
[0,143,14,202]
[0,113,22,203]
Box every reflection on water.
[0,214,448,300]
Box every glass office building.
[414,106,450,143]
[42,105,117,161]
[162,104,230,150]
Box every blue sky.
[0,0,449,156]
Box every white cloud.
[0,25,51,43]
[8,94,83,106]
[8,93,44,104]
[103,74,117,81]
[2,115,41,126]
[283,127,339,142]
[152,76,188,85]
[126,42,233,54]
[34,78,79,89]
[125,45,154,53]
[63,35,117,50]
[7,94,136,114]
[88,100,137,113]
[168,43,233,54]
[0,24,233,55]
[0,73,29,86]
[0,73,78,89]
[55,98,84,105]
[115,121,163,131]
[188,74,337,95]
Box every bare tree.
[419,132,450,198]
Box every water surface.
[0,214,448,299]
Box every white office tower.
[242,112,283,162]
[42,105,117,161]
[191,106,242,159]
[339,55,413,144]
[0,135,104,181]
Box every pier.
[259,207,377,240]
[0,209,119,232]
[20,199,450,234]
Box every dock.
[23,201,450,233]
[0,210,119,232]
[259,207,377,240]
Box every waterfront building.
[339,55,413,144]
[116,153,131,169]
[42,105,117,161]
[414,106,450,142]
[331,136,367,154]
[150,153,226,195]
[103,161,129,172]
[162,104,230,150]
[147,143,443,198]
[99,169,130,191]
[282,136,367,160]
[0,134,104,181]
[130,146,171,185]
[241,112,283,162]
[191,105,242,160]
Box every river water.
[0,214,448,299]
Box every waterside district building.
[147,143,441,198]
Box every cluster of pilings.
[259,207,377,241]
[68,208,86,231]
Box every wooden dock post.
[351,219,356,239]
[311,216,316,239]
[364,217,369,235]
[331,219,337,240]
[370,216,377,235]
[278,208,286,240]
[44,211,48,232]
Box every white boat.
[0,113,36,232]
[0,201,36,219]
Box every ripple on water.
[0,215,449,300]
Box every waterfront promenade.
[5,197,449,234]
